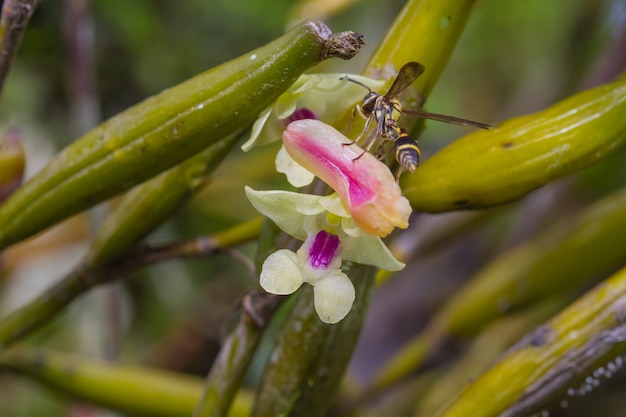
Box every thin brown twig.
[0,0,42,96]
[107,236,221,276]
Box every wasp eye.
[362,93,378,113]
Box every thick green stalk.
[85,134,239,267]
[414,298,566,417]
[0,348,252,417]
[342,0,478,401]
[355,300,564,417]
[364,0,476,98]
[251,265,375,417]
[435,266,626,417]
[403,80,626,212]
[0,21,364,250]
[243,1,478,414]
[334,0,476,142]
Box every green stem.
[402,80,626,211]
[193,291,283,417]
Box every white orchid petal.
[246,187,405,272]
[296,201,326,216]
[241,107,273,151]
[311,76,345,92]
[302,213,326,236]
[340,217,362,238]
[312,272,355,324]
[298,75,386,120]
[292,74,323,94]
[274,93,299,120]
[276,146,315,187]
[245,187,317,241]
[341,233,405,271]
[319,194,350,217]
[259,250,303,295]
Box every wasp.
[344,62,491,177]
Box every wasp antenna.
[341,76,373,92]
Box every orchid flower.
[245,186,404,324]
[282,119,412,237]
[246,119,412,324]
[241,73,385,151]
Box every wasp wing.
[384,62,425,99]
[403,108,492,130]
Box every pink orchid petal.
[283,119,411,237]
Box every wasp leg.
[356,128,381,157]
[351,124,381,162]
[344,105,358,135]
[375,137,394,160]
[344,113,372,147]
[352,149,367,161]
[395,165,403,182]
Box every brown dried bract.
[321,30,366,61]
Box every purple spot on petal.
[308,230,340,270]
[286,108,318,125]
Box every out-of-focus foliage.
[1,0,626,416]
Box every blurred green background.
[1,0,625,416]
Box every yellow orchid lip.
[282,119,412,237]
